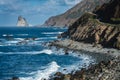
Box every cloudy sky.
[0,0,81,26]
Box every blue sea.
[0,27,94,80]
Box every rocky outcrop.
[17,16,29,27]
[94,0,120,23]
[64,0,120,49]
[53,57,120,80]
[67,12,120,49]
[42,0,110,27]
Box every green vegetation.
[86,13,120,27]
[111,18,120,23]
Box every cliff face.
[66,0,120,49]
[94,0,120,23]
[17,16,29,27]
[42,0,110,27]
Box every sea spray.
[0,27,94,80]
[20,61,60,80]
[39,49,53,54]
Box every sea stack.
[17,16,29,27]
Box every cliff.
[94,0,120,23]
[42,0,110,27]
[65,0,120,49]
[17,16,29,27]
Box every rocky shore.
[48,39,120,80]
[51,56,120,80]
[9,39,120,80]
[9,0,120,79]
[49,39,120,57]
[48,0,120,79]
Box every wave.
[36,37,57,40]
[59,63,80,74]
[2,34,13,37]
[42,32,62,35]
[0,39,43,46]
[20,61,60,80]
[16,34,28,36]
[5,41,19,44]
[15,38,25,41]
[0,49,53,55]
[39,49,53,54]
[18,37,57,41]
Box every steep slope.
[65,0,120,49]
[17,16,29,27]
[42,0,110,27]
[94,0,120,23]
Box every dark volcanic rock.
[94,0,120,23]
[12,77,20,80]
[64,0,120,49]
[52,57,120,80]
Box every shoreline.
[49,39,120,58]
[51,56,120,80]
[48,39,120,80]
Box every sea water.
[0,27,94,80]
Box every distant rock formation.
[17,16,29,27]
[64,0,120,49]
[42,0,110,27]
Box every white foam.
[0,45,3,46]
[3,34,7,37]
[16,34,28,36]
[20,61,60,80]
[1,49,53,55]
[60,63,80,74]
[15,38,24,41]
[39,49,53,54]
[40,37,57,39]
[49,37,57,39]
[42,32,62,35]
[2,34,13,37]
[5,41,19,44]
[48,49,95,73]
[36,37,57,40]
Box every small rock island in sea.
[17,16,29,27]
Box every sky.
[0,0,81,26]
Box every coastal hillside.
[65,0,120,49]
[42,0,110,27]
[94,0,120,23]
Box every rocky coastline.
[9,39,120,80]
[48,39,120,80]
[48,0,120,79]
[49,39,120,57]
[51,56,120,80]
[9,0,120,80]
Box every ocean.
[0,27,94,80]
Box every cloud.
[0,0,82,26]
[0,0,81,15]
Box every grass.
[86,13,120,27]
